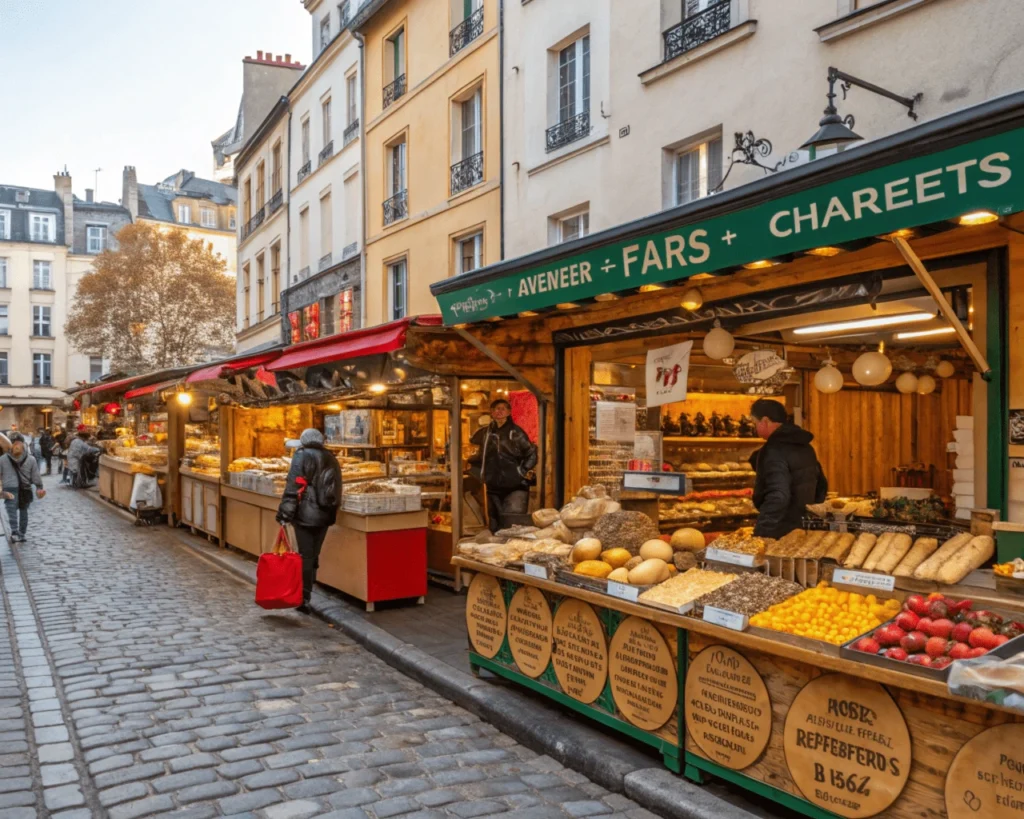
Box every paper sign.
[595,401,636,442]
[832,569,897,592]
[646,341,692,408]
[622,472,687,493]
[703,606,749,631]
[1011,458,1024,469]
[606,581,639,602]
[523,563,547,579]
[704,547,758,567]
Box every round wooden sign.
[945,723,1024,819]
[551,599,608,704]
[507,586,553,678]
[684,645,771,770]
[466,573,507,659]
[784,674,911,818]
[608,616,678,731]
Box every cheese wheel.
[913,532,973,580]
[875,533,914,574]
[843,533,878,569]
[892,538,939,577]
[862,533,896,572]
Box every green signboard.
[436,128,1024,324]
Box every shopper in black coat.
[38,429,54,475]
[749,399,828,539]
[469,399,538,533]
[276,428,342,611]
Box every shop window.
[32,260,52,289]
[389,259,407,321]
[303,302,321,340]
[675,135,722,205]
[288,310,302,343]
[33,353,51,386]
[338,288,354,333]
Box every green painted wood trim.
[986,251,1009,516]
[684,753,842,819]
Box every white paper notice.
[646,341,693,408]
[704,547,758,567]
[606,581,639,602]
[595,401,637,443]
[832,569,896,592]
[703,606,749,632]
[523,563,547,580]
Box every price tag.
[677,602,695,615]
[832,569,896,592]
[704,547,758,567]
[606,581,639,602]
[523,563,547,580]
[622,471,688,494]
[703,606,749,631]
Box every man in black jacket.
[276,428,342,612]
[749,399,828,539]
[469,399,538,533]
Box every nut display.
[695,573,803,617]
[749,582,900,645]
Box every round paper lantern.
[935,360,955,378]
[703,326,735,360]
[895,372,919,394]
[680,287,704,311]
[916,374,937,395]
[813,363,844,394]
[852,351,892,386]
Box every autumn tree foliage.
[66,222,236,374]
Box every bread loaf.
[798,530,826,558]
[804,531,840,559]
[843,533,878,569]
[824,532,856,562]
[913,532,973,580]
[876,534,914,574]
[892,538,938,577]
[862,533,896,572]
[936,535,995,584]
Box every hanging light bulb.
[813,359,844,394]
[935,360,955,378]
[916,374,937,395]
[703,320,735,360]
[680,287,703,311]
[895,372,919,394]
[852,343,892,387]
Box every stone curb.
[78,490,765,819]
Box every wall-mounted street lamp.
[802,66,922,154]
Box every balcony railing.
[450,151,484,196]
[342,241,359,260]
[343,119,360,147]
[268,189,284,215]
[318,140,334,167]
[383,74,407,109]
[319,252,333,272]
[297,160,312,183]
[664,0,731,62]
[449,6,484,57]
[383,189,408,226]
[545,111,591,152]
[241,207,265,241]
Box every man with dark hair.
[749,398,828,538]
[469,398,538,533]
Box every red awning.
[266,316,442,372]
[76,374,147,396]
[124,379,179,400]
[186,351,281,384]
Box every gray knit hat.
[300,428,324,447]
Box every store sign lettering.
[437,130,1024,324]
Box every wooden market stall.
[430,93,1024,817]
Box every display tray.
[552,568,656,597]
[745,624,844,657]
[663,436,759,444]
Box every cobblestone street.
[0,479,652,819]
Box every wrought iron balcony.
[343,119,360,147]
[383,74,407,109]
[241,207,265,241]
[449,6,484,57]
[383,189,408,226]
[342,241,358,260]
[318,140,334,167]
[319,252,333,272]
[450,151,484,196]
[268,189,284,215]
[297,160,312,183]
[664,0,731,62]
[545,111,591,152]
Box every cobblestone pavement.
[0,480,653,819]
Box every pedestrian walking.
[468,398,538,533]
[38,428,54,475]
[275,428,342,613]
[66,427,100,488]
[1,436,45,543]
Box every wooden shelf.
[663,437,760,444]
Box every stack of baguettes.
[840,530,994,584]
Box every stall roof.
[75,366,198,398]
[123,379,179,400]
[186,350,282,384]
[266,316,443,372]
[430,90,1024,323]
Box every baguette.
[797,530,826,558]
[936,535,995,584]
[805,531,841,559]
[843,533,878,569]
[913,532,974,580]
[862,533,896,572]
[892,538,938,577]
[876,533,914,574]
[778,529,806,550]
[825,532,856,562]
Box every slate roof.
[0,185,62,211]
[137,171,237,226]
[0,184,64,244]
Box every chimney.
[122,166,138,221]
[53,169,73,248]
[256,50,264,60]
[85,188,94,203]
[285,53,292,62]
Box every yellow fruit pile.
[749,581,900,645]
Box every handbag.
[254,526,304,609]
[5,455,34,508]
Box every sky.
[0,0,312,200]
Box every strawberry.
[925,637,951,658]
[917,617,935,636]
[894,611,919,632]
[929,618,954,639]
[967,647,989,659]
[931,657,953,670]
[900,631,927,654]
[927,600,949,620]
[966,610,1004,627]
[852,637,881,654]
[905,595,929,616]
[951,622,973,643]
[884,647,909,661]
[874,624,906,647]
[949,642,973,660]
[993,635,1010,647]
[907,654,933,666]
[947,598,973,616]
[969,627,998,650]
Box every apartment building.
[353,0,500,325]
[502,0,1024,257]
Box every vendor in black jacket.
[749,399,828,539]
[469,399,538,533]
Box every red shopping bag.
[255,526,303,609]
